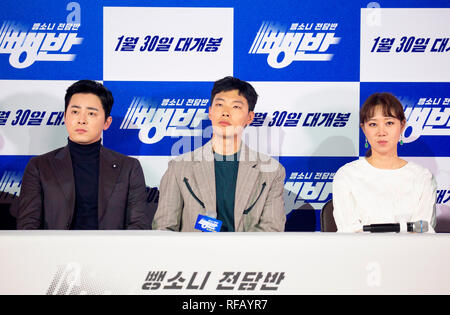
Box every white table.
[0,231,449,295]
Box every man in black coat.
[16,80,149,230]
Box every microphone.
[363,221,429,233]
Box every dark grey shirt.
[214,151,239,232]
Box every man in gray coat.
[153,77,286,232]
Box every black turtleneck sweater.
[68,138,101,230]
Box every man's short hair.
[211,76,258,112]
[65,80,114,120]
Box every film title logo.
[403,97,450,143]
[249,21,341,69]
[120,97,209,145]
[0,2,83,69]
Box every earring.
[365,138,369,149]
[400,135,404,146]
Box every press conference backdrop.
[0,0,449,232]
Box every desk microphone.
[363,221,429,233]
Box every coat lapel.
[192,141,217,217]
[98,147,122,223]
[234,144,260,231]
[52,146,75,217]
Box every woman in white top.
[332,92,437,233]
